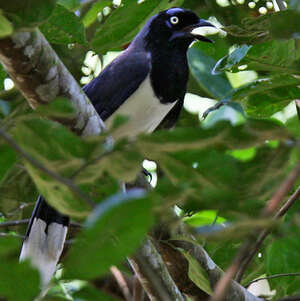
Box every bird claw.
[142,168,152,183]
[202,100,227,120]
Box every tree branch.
[246,273,300,288]
[235,182,300,283]
[110,266,132,301]
[171,240,263,301]
[0,29,105,136]
[129,238,185,301]
[0,219,81,228]
[210,162,300,301]
[264,163,300,215]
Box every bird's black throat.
[147,42,189,105]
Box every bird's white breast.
[105,75,177,139]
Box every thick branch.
[0,29,105,136]
[129,238,185,301]
[171,240,263,301]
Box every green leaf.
[232,75,300,117]
[0,261,40,300]
[224,11,300,45]
[35,97,76,119]
[0,0,56,28]
[64,189,153,279]
[91,0,183,53]
[188,43,233,99]
[82,0,111,28]
[214,40,300,75]
[40,4,86,44]
[0,237,40,301]
[268,10,300,40]
[286,115,300,138]
[0,64,6,90]
[101,142,143,182]
[0,10,13,38]
[57,0,79,11]
[137,119,290,155]
[0,261,40,301]
[0,143,17,183]
[184,210,226,227]
[13,117,100,217]
[213,44,251,74]
[150,133,291,215]
[266,225,300,289]
[0,236,20,257]
[181,249,212,294]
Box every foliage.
[0,0,300,300]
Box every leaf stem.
[246,273,300,288]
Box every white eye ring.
[170,16,179,25]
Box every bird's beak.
[185,19,217,43]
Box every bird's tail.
[20,196,69,288]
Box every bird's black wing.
[83,50,151,121]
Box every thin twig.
[264,163,300,215]
[0,219,81,228]
[71,148,114,180]
[235,184,300,283]
[110,266,132,301]
[211,162,300,301]
[246,273,300,288]
[276,185,300,218]
[0,128,95,208]
[0,233,25,239]
[0,219,28,227]
[128,258,158,301]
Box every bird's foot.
[202,99,228,120]
[142,168,152,183]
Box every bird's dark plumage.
[83,51,150,121]
[83,7,214,136]
[20,7,214,288]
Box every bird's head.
[140,8,215,50]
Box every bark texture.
[0,29,105,136]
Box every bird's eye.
[170,16,179,25]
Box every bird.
[20,7,215,289]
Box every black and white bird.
[20,7,215,289]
